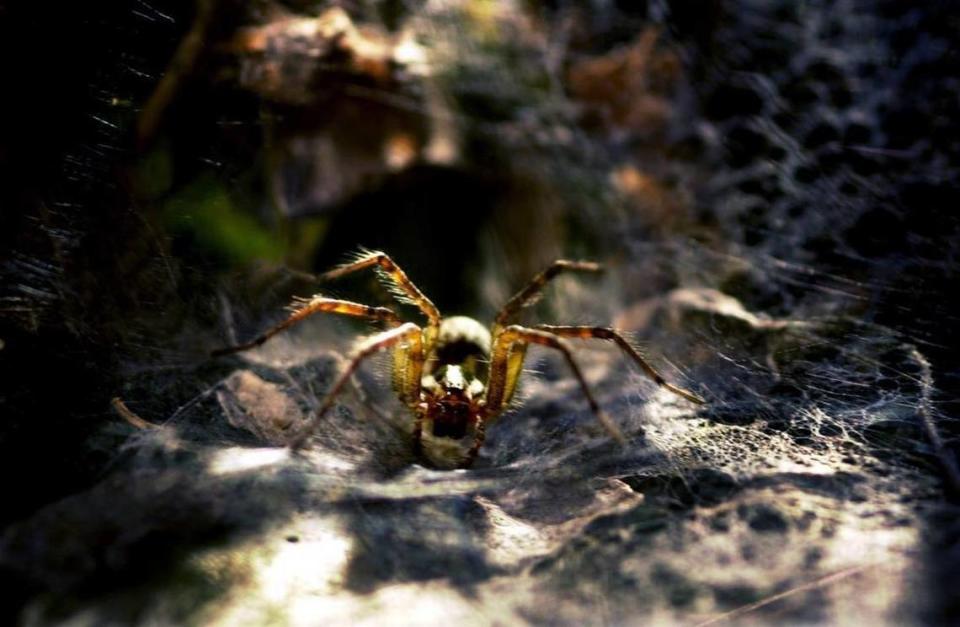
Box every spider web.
[1,1,958,625]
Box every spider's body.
[213,251,704,467]
[418,316,490,445]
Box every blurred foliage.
[161,174,285,267]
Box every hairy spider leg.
[391,327,427,407]
[320,250,441,329]
[535,325,706,404]
[484,325,627,445]
[211,297,401,356]
[289,322,423,450]
[391,322,427,456]
[463,417,487,467]
[493,259,603,331]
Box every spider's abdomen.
[430,316,491,379]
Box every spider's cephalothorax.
[212,251,705,467]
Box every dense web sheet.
[4,240,951,624]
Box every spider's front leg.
[211,296,401,356]
[289,322,424,450]
[391,322,427,455]
[484,325,627,445]
[321,250,441,329]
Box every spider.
[212,251,705,467]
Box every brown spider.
[212,251,705,467]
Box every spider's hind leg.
[534,325,705,404]
[494,260,603,329]
[484,325,626,444]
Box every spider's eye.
[437,365,467,392]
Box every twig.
[217,290,239,347]
[907,345,960,496]
[137,0,223,148]
[694,564,872,627]
[111,397,159,429]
